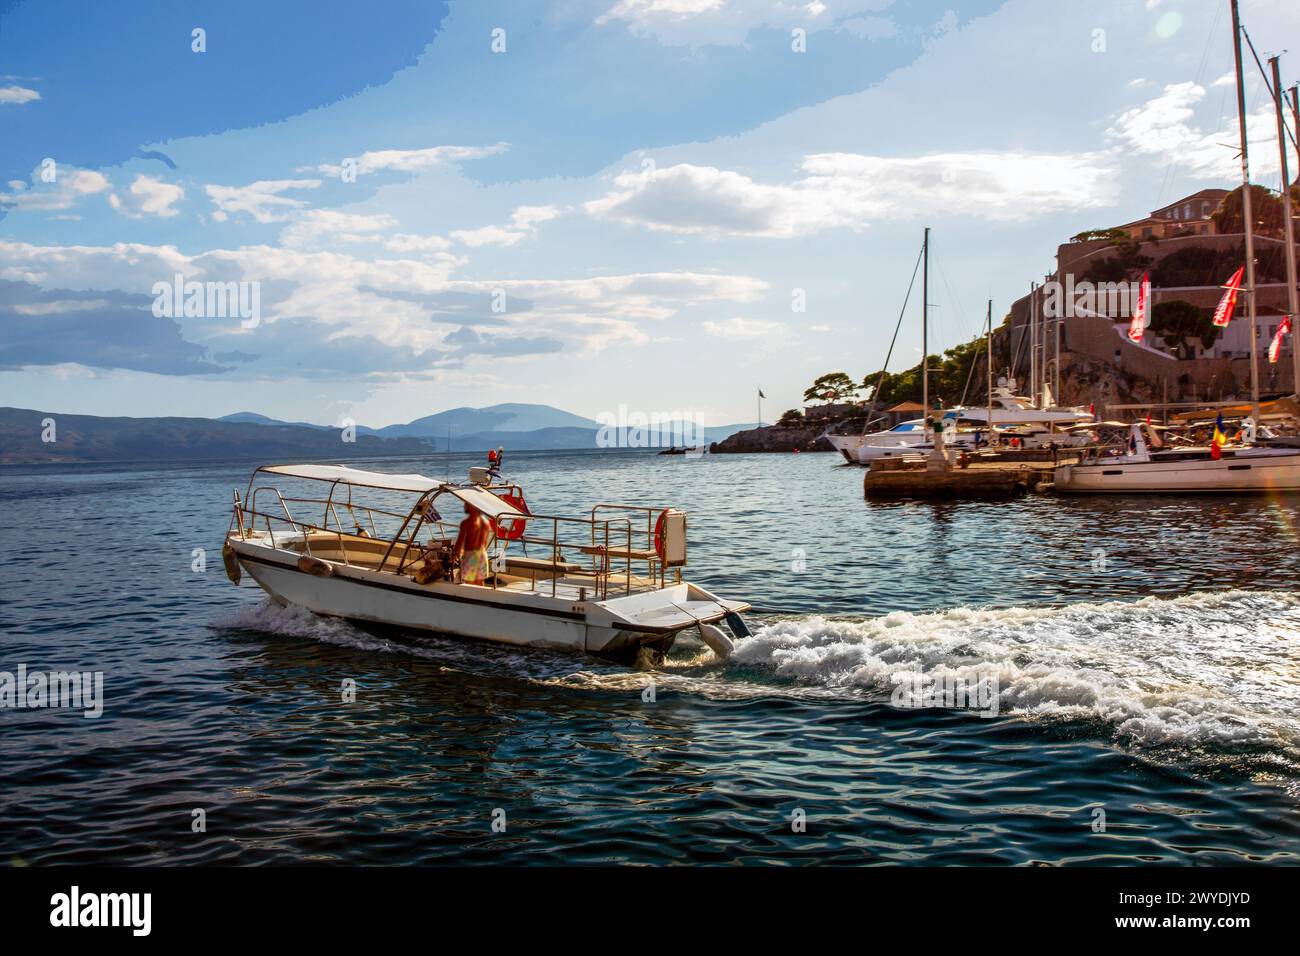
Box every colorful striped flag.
[1127,272,1150,343]
[1268,316,1292,364]
[1211,413,1226,461]
[1212,266,1245,328]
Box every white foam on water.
[214,590,1300,754]
[213,598,382,650]
[731,590,1300,751]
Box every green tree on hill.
[860,334,994,408]
[1211,184,1293,238]
[1081,238,1154,284]
[1152,241,1287,286]
[1149,299,1221,354]
[1070,227,1129,243]
[802,372,860,404]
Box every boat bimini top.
[254,464,526,519]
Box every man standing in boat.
[454,502,491,585]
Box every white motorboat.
[1054,423,1300,493]
[827,406,1086,464]
[825,418,974,463]
[950,381,1094,427]
[222,461,751,666]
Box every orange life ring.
[653,509,668,561]
[493,493,530,540]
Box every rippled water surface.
[3,449,1300,865]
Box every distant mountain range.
[3,403,756,463]
[217,403,752,451]
[0,407,431,465]
[217,402,602,437]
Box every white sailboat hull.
[1054,452,1300,492]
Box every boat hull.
[229,539,744,663]
[1054,453,1300,492]
[823,433,864,464]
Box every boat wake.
[729,589,1300,754]
[215,589,1300,757]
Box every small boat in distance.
[222,459,751,666]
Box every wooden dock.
[863,455,1066,499]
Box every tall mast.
[1230,0,1261,425]
[986,298,994,446]
[922,226,930,433]
[1029,281,1038,405]
[1275,56,1300,394]
[1053,279,1061,405]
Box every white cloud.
[13,299,112,315]
[451,204,563,247]
[0,237,767,370]
[279,209,397,248]
[383,233,453,254]
[0,85,40,104]
[205,179,322,223]
[452,224,529,248]
[0,165,110,212]
[599,0,725,27]
[703,316,789,339]
[511,204,561,228]
[1106,81,1283,179]
[474,271,767,318]
[586,153,1116,237]
[315,144,508,178]
[109,175,184,218]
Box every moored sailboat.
[1055,0,1300,493]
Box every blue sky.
[2,0,1298,427]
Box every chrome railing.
[228,493,672,600]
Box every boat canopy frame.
[230,464,683,599]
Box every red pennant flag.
[1269,315,1292,364]
[1128,273,1150,343]
[1212,266,1245,328]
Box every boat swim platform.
[863,456,1067,500]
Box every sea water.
[2,448,1298,864]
